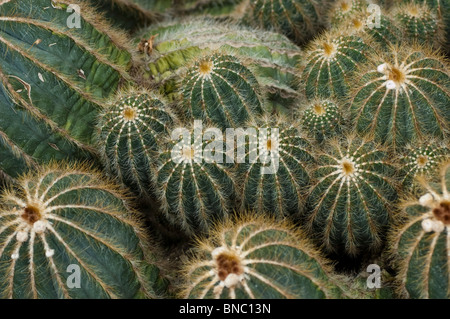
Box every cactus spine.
[97,90,177,197]
[305,136,397,256]
[390,162,450,298]
[181,215,350,299]
[0,163,164,299]
[350,45,450,147]
[182,53,263,129]
[0,0,132,182]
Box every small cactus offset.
[244,0,323,45]
[137,18,303,111]
[399,142,449,192]
[154,122,236,234]
[181,53,263,129]
[97,90,177,197]
[297,99,343,143]
[0,0,132,183]
[350,45,450,147]
[390,161,450,299]
[302,31,371,100]
[237,114,314,218]
[181,215,351,299]
[0,163,164,299]
[305,136,398,256]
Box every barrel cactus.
[350,45,450,148]
[154,121,236,234]
[237,114,314,218]
[297,99,343,143]
[0,163,164,298]
[302,31,371,100]
[390,161,450,298]
[97,90,177,197]
[181,215,353,299]
[328,0,368,26]
[136,18,303,112]
[244,0,323,45]
[181,53,263,129]
[0,0,132,183]
[305,136,398,256]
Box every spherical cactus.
[237,114,314,218]
[328,0,368,26]
[154,121,236,235]
[0,163,165,299]
[137,18,303,112]
[390,2,443,47]
[390,161,450,299]
[181,53,263,129]
[0,0,133,184]
[297,99,343,143]
[305,136,398,256]
[350,45,450,148]
[302,31,371,100]
[181,215,352,299]
[97,90,177,197]
[244,0,323,45]
[399,141,449,192]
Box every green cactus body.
[400,143,449,191]
[329,0,368,26]
[182,54,263,129]
[154,122,236,234]
[137,19,303,112]
[299,99,342,143]
[391,2,442,46]
[390,162,450,298]
[245,0,322,44]
[306,136,397,256]
[182,216,351,299]
[0,0,132,183]
[237,115,314,218]
[302,32,371,100]
[0,164,163,298]
[350,46,450,148]
[177,0,247,17]
[98,91,177,197]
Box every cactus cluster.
[0,0,449,301]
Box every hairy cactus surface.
[0,164,164,299]
[0,0,132,183]
[302,31,371,100]
[390,162,450,299]
[328,0,368,26]
[298,99,343,143]
[154,122,236,234]
[244,0,322,44]
[350,45,450,147]
[305,136,397,256]
[137,18,303,111]
[97,90,177,197]
[181,215,351,299]
[182,53,263,129]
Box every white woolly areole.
[422,218,434,232]
[16,230,29,242]
[45,249,55,258]
[211,247,227,259]
[33,220,47,234]
[419,193,434,207]
[385,80,396,90]
[432,220,445,233]
[11,253,19,260]
[377,63,387,73]
[223,273,241,288]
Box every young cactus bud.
[350,45,450,148]
[297,99,343,143]
[181,215,352,299]
[305,136,398,256]
[182,53,263,129]
[0,0,132,183]
[0,163,164,298]
[154,121,236,235]
[390,161,450,298]
[244,0,323,45]
[237,114,314,218]
[97,90,177,197]
[302,31,371,100]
